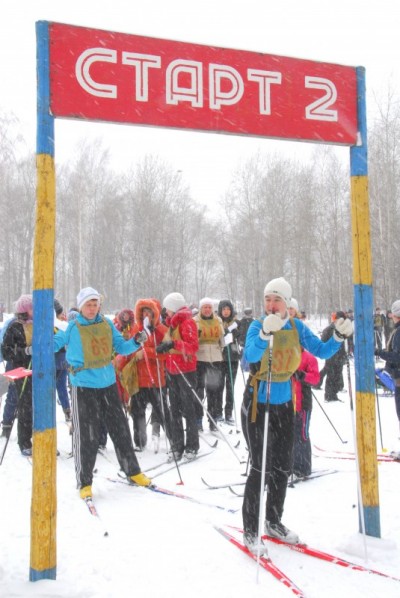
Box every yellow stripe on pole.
[355,390,380,507]
[350,175,372,286]
[34,154,56,291]
[30,429,57,572]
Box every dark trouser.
[130,386,171,449]
[15,376,32,451]
[292,409,312,477]
[395,386,400,422]
[222,359,238,419]
[195,361,224,422]
[56,368,70,411]
[324,363,344,401]
[241,390,294,533]
[71,383,141,488]
[168,371,199,454]
[2,361,18,425]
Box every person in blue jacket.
[54,286,152,499]
[241,277,353,554]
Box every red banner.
[48,22,358,144]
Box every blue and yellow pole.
[30,20,57,581]
[350,67,380,537]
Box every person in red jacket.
[156,292,199,461]
[129,298,171,451]
[291,349,320,478]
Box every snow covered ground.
[0,320,399,598]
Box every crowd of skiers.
[3,280,400,551]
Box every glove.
[156,341,174,354]
[134,330,148,345]
[25,346,33,356]
[227,322,238,333]
[260,314,285,340]
[224,332,233,346]
[333,317,353,341]
[293,370,306,382]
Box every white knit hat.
[263,277,292,306]
[391,300,400,318]
[163,292,186,313]
[199,297,214,309]
[77,287,101,310]
[289,298,299,312]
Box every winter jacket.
[2,319,32,368]
[193,313,224,363]
[54,313,141,389]
[237,315,254,347]
[163,307,199,375]
[292,350,320,412]
[320,323,346,367]
[245,317,342,406]
[131,298,168,387]
[380,321,400,381]
[218,299,240,362]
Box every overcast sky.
[1,0,399,211]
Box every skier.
[193,298,225,431]
[54,299,71,423]
[241,277,353,553]
[0,295,33,453]
[128,298,171,451]
[318,311,347,402]
[218,299,240,424]
[156,292,199,460]
[375,299,400,437]
[54,287,152,499]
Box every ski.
[262,533,400,583]
[150,450,213,479]
[226,524,400,584]
[288,469,338,486]
[214,525,306,597]
[201,477,245,490]
[106,476,239,513]
[228,486,243,497]
[82,497,109,537]
[313,445,398,463]
[199,432,218,448]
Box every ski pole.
[173,364,245,465]
[311,390,348,444]
[225,343,240,432]
[344,339,368,563]
[374,377,386,452]
[256,335,273,582]
[0,363,31,465]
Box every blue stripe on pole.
[350,67,367,177]
[36,21,54,157]
[29,565,57,582]
[32,288,55,431]
[363,506,381,538]
[353,284,375,392]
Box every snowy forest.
[0,88,399,315]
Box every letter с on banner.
[49,22,358,145]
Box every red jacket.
[164,307,199,375]
[132,298,168,388]
[292,350,320,412]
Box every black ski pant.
[292,409,312,477]
[15,376,32,451]
[71,383,141,488]
[130,386,171,449]
[241,390,294,533]
[222,359,238,419]
[195,361,224,423]
[167,371,199,455]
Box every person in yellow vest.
[241,277,353,554]
[54,287,152,500]
[193,298,225,431]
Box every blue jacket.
[54,313,140,389]
[245,317,342,405]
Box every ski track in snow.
[0,320,399,597]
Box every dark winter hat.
[218,299,234,318]
[336,310,346,320]
[244,307,253,316]
[54,299,63,316]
